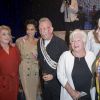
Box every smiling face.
[39,20,53,40]
[26,24,36,37]
[70,33,85,53]
[0,29,11,44]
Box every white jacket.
[60,0,78,22]
[86,30,100,56]
[57,51,96,100]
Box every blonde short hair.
[70,29,87,44]
[0,25,11,35]
[0,25,12,43]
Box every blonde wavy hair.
[0,25,12,42]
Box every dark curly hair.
[24,19,38,30]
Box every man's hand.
[42,74,53,81]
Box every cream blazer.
[86,30,100,56]
[57,51,96,100]
[60,0,78,22]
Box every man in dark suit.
[37,17,68,100]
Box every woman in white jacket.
[86,18,100,56]
[57,29,96,100]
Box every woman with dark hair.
[16,19,40,100]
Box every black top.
[72,57,92,100]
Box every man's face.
[39,21,53,40]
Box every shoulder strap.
[40,38,57,69]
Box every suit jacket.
[37,35,68,78]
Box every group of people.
[0,17,100,100]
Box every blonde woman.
[0,25,20,100]
[57,29,96,100]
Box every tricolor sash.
[40,38,57,69]
[95,58,100,100]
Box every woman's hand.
[71,90,80,100]
[65,82,80,100]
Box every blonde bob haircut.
[0,25,12,42]
[70,29,87,45]
[0,25,11,35]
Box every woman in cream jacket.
[57,29,96,100]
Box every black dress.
[72,57,92,100]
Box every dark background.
[0,0,65,40]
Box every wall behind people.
[0,0,24,42]
[1,0,100,40]
[36,0,65,30]
[0,0,65,38]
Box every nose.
[41,29,48,35]
[74,41,78,46]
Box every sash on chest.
[40,38,57,69]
